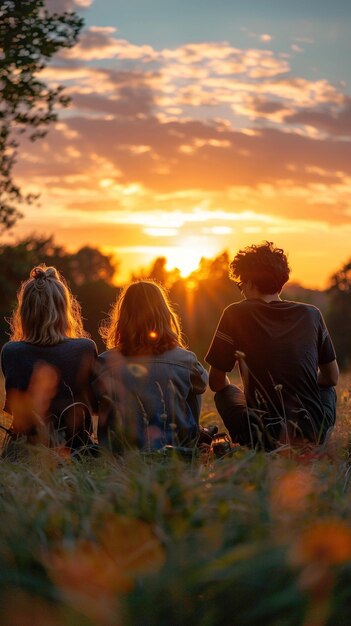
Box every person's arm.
[317,312,338,387]
[205,306,237,389]
[318,359,339,387]
[209,366,231,392]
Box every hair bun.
[31,267,46,281]
[44,267,59,279]
[30,266,50,291]
[30,266,59,281]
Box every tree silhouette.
[0,0,83,228]
[326,260,351,369]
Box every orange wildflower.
[290,518,351,567]
[44,516,165,623]
[270,468,315,515]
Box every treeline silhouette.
[0,236,350,367]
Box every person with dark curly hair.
[205,241,338,449]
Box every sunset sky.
[10,0,351,287]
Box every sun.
[165,239,216,277]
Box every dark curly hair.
[229,241,290,294]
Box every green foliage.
[0,0,83,228]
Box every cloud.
[260,34,272,42]
[43,28,345,133]
[291,44,304,53]
[60,26,157,61]
[70,86,155,117]
[15,107,351,228]
[284,99,351,137]
[45,0,93,12]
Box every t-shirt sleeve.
[317,312,336,365]
[205,307,237,372]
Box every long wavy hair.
[100,280,186,355]
[10,265,86,345]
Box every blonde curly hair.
[10,265,87,345]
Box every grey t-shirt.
[1,338,98,421]
[206,299,336,428]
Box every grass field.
[1,375,351,626]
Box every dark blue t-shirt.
[1,338,98,421]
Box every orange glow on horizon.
[9,10,351,292]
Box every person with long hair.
[94,280,208,451]
[1,265,98,450]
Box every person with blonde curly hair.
[206,241,339,449]
[1,265,97,450]
[94,280,208,451]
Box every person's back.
[2,338,97,433]
[1,266,97,450]
[206,242,338,448]
[96,345,206,449]
[94,280,208,451]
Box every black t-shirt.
[1,338,98,420]
[205,299,336,426]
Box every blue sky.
[85,0,350,81]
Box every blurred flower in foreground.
[44,515,165,625]
[7,363,59,444]
[290,518,351,568]
[270,467,316,516]
[289,519,351,626]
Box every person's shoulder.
[65,337,98,354]
[281,300,322,315]
[97,347,124,368]
[222,299,259,320]
[1,341,27,356]
[162,346,201,366]
[222,300,246,315]
[98,347,120,359]
[1,342,28,372]
[75,337,97,348]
